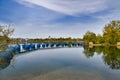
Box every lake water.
[0,46,120,80]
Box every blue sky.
[0,0,120,38]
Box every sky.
[0,0,120,38]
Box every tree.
[95,34,104,44]
[83,31,96,43]
[103,20,120,44]
[0,24,14,51]
[0,25,14,37]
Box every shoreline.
[88,42,120,47]
[93,44,117,46]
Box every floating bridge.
[0,42,83,64]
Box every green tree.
[83,31,96,43]
[95,34,104,44]
[103,20,120,44]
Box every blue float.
[42,43,45,48]
[80,43,83,46]
[0,51,13,60]
[75,43,77,47]
[62,43,65,47]
[78,43,82,46]
[6,46,15,53]
[50,43,54,48]
[65,43,68,47]
[14,45,21,53]
[30,44,35,50]
[37,43,41,49]
[22,44,30,51]
[45,43,49,48]
[56,43,60,47]
[72,43,77,47]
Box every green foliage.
[83,31,96,43]
[95,34,104,44]
[103,21,120,44]
[11,37,83,44]
[83,20,120,44]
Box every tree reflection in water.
[83,46,120,69]
[0,41,10,70]
[0,58,10,70]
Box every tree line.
[83,20,120,44]
[10,37,83,44]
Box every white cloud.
[15,0,107,16]
[96,10,120,21]
[14,0,34,8]
[1,0,120,38]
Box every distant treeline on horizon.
[10,37,83,44]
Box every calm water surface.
[0,47,120,80]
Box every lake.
[0,46,120,80]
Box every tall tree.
[103,20,120,44]
[95,34,104,44]
[0,24,14,51]
[0,25,14,37]
[83,31,96,43]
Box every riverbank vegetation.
[83,20,120,45]
[0,25,14,51]
[10,37,83,44]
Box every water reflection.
[0,47,120,80]
[83,46,120,69]
[0,42,8,52]
[0,57,10,70]
[1,44,120,71]
[0,42,11,70]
